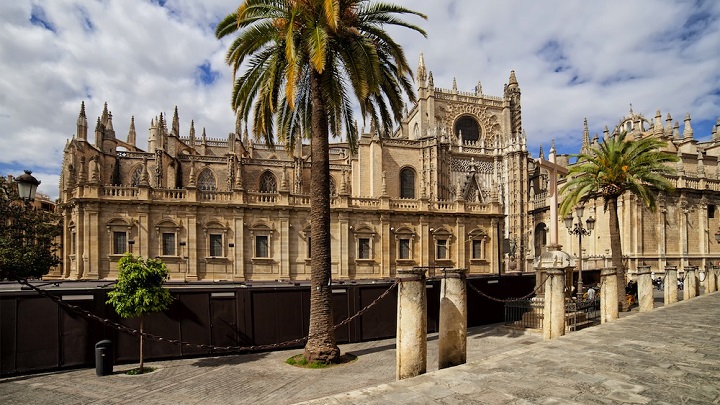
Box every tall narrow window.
[113,231,127,255]
[472,240,482,259]
[400,168,415,199]
[209,234,223,257]
[358,238,371,259]
[306,236,312,259]
[436,239,448,260]
[255,235,269,258]
[162,232,176,256]
[398,239,411,259]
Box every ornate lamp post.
[564,206,596,299]
[14,170,41,204]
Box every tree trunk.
[139,317,144,373]
[304,69,340,363]
[607,197,628,311]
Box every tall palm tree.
[216,0,425,362]
[559,131,678,311]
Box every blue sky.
[1,0,719,200]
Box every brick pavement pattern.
[1,292,718,404]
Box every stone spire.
[507,70,519,89]
[654,110,663,136]
[94,117,103,146]
[581,118,590,153]
[416,52,427,84]
[428,71,434,89]
[126,116,136,146]
[683,113,693,139]
[101,102,109,126]
[539,145,545,160]
[665,113,673,137]
[452,77,457,93]
[475,81,482,96]
[189,120,196,146]
[171,106,180,136]
[603,125,610,140]
[76,101,88,141]
[673,121,680,140]
[140,157,150,186]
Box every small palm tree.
[560,131,678,311]
[216,0,425,362]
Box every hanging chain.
[13,277,398,353]
[465,275,548,303]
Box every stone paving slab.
[1,291,717,404]
[302,292,720,404]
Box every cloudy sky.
[1,0,719,199]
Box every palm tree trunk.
[139,317,144,373]
[607,197,627,311]
[304,69,340,363]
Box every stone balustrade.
[73,184,502,215]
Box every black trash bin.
[95,340,113,376]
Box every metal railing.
[504,296,600,331]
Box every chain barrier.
[465,274,548,303]
[13,277,398,353]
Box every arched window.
[454,115,481,143]
[198,169,217,191]
[259,171,277,193]
[400,167,415,199]
[130,166,142,187]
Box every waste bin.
[95,340,113,376]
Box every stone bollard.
[684,266,697,300]
[600,267,619,323]
[438,268,468,369]
[703,266,715,294]
[709,266,719,293]
[636,265,653,312]
[664,266,678,304]
[543,268,566,340]
[533,245,573,341]
[396,268,427,380]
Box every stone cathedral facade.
[530,110,720,279]
[52,52,720,283]
[53,55,530,281]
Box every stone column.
[396,268,427,380]
[664,265,678,305]
[438,268,467,369]
[600,267,619,323]
[684,266,697,300]
[533,245,572,340]
[543,268,566,340]
[636,265,653,312]
[708,266,718,293]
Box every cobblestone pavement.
[1,291,717,404]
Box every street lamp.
[14,170,41,203]
[564,205,596,299]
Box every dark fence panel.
[0,273,535,376]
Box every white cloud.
[1,0,719,201]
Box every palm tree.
[216,0,425,362]
[559,131,678,311]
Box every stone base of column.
[396,268,427,380]
[637,266,653,312]
[600,267,618,323]
[439,268,467,369]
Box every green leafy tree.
[0,176,61,281]
[560,132,678,311]
[216,0,425,362]
[106,253,173,373]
